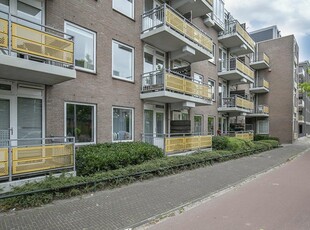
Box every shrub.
[226,137,255,152]
[212,136,229,150]
[254,134,280,142]
[76,142,164,176]
[258,140,279,148]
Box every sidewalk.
[148,142,310,230]
[0,139,309,230]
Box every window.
[208,116,215,135]
[208,79,216,101]
[113,0,134,19]
[194,115,203,134]
[209,43,216,64]
[193,73,203,84]
[257,120,269,134]
[65,103,96,144]
[112,40,134,81]
[113,107,134,141]
[65,22,96,73]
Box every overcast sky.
[225,0,310,62]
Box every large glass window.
[18,97,42,145]
[208,116,215,135]
[112,40,134,81]
[257,120,269,134]
[113,0,134,19]
[194,115,203,134]
[208,79,216,101]
[66,103,96,144]
[17,0,43,25]
[65,22,96,73]
[113,107,134,141]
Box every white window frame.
[64,21,97,73]
[64,102,97,145]
[112,0,135,19]
[112,40,135,82]
[112,106,134,142]
[257,120,269,135]
[208,79,216,101]
[208,43,216,64]
[208,116,215,136]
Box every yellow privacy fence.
[235,133,254,141]
[236,59,255,79]
[235,22,255,49]
[165,8,212,52]
[12,144,74,175]
[165,135,212,153]
[0,18,8,48]
[0,148,8,177]
[11,23,74,64]
[236,97,254,110]
[165,72,212,99]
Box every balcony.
[171,0,213,18]
[299,68,305,78]
[299,99,305,109]
[246,105,269,118]
[141,4,213,63]
[0,13,75,85]
[249,79,270,93]
[140,69,212,106]
[250,52,270,70]
[142,133,212,155]
[222,131,254,141]
[0,137,75,184]
[218,95,254,113]
[218,58,255,84]
[218,20,255,56]
[298,115,305,123]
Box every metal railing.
[299,99,305,107]
[141,4,213,53]
[220,20,255,49]
[220,95,254,111]
[142,133,212,154]
[251,52,270,65]
[0,137,75,181]
[299,115,304,122]
[253,79,269,89]
[218,58,255,79]
[255,105,269,114]
[0,10,74,68]
[141,69,212,100]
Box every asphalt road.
[148,150,310,230]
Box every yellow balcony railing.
[235,132,254,141]
[263,106,269,114]
[12,23,74,64]
[0,18,8,48]
[236,59,255,79]
[263,53,270,65]
[12,144,74,175]
[165,7,212,52]
[141,70,212,100]
[206,0,213,6]
[236,96,254,110]
[166,72,212,99]
[0,148,8,177]
[263,80,269,89]
[165,135,212,153]
[235,22,255,49]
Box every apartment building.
[0,0,301,182]
[249,26,299,143]
[298,61,310,137]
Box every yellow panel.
[263,80,269,89]
[207,0,213,5]
[236,23,255,49]
[0,148,8,177]
[263,53,270,64]
[165,135,212,153]
[12,144,74,175]
[0,19,8,48]
[166,8,212,52]
[11,23,74,64]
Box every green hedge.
[212,136,256,152]
[76,142,164,176]
[254,134,280,142]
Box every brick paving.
[0,139,309,230]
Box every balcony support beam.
[170,46,196,61]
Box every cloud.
[225,0,310,60]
